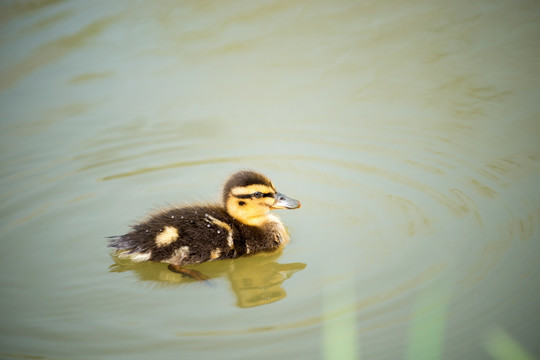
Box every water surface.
[1,1,539,359]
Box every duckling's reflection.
[109,251,306,308]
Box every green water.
[1,1,539,359]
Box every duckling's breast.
[237,215,290,255]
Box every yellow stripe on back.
[155,226,179,247]
[206,215,234,248]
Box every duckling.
[108,170,301,280]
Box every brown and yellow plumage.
[108,170,301,280]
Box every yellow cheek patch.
[262,198,275,207]
[155,226,179,247]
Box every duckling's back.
[109,205,239,265]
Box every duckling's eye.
[252,192,263,199]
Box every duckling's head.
[223,170,301,226]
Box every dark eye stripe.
[233,192,275,199]
[233,194,252,199]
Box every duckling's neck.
[231,212,274,227]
